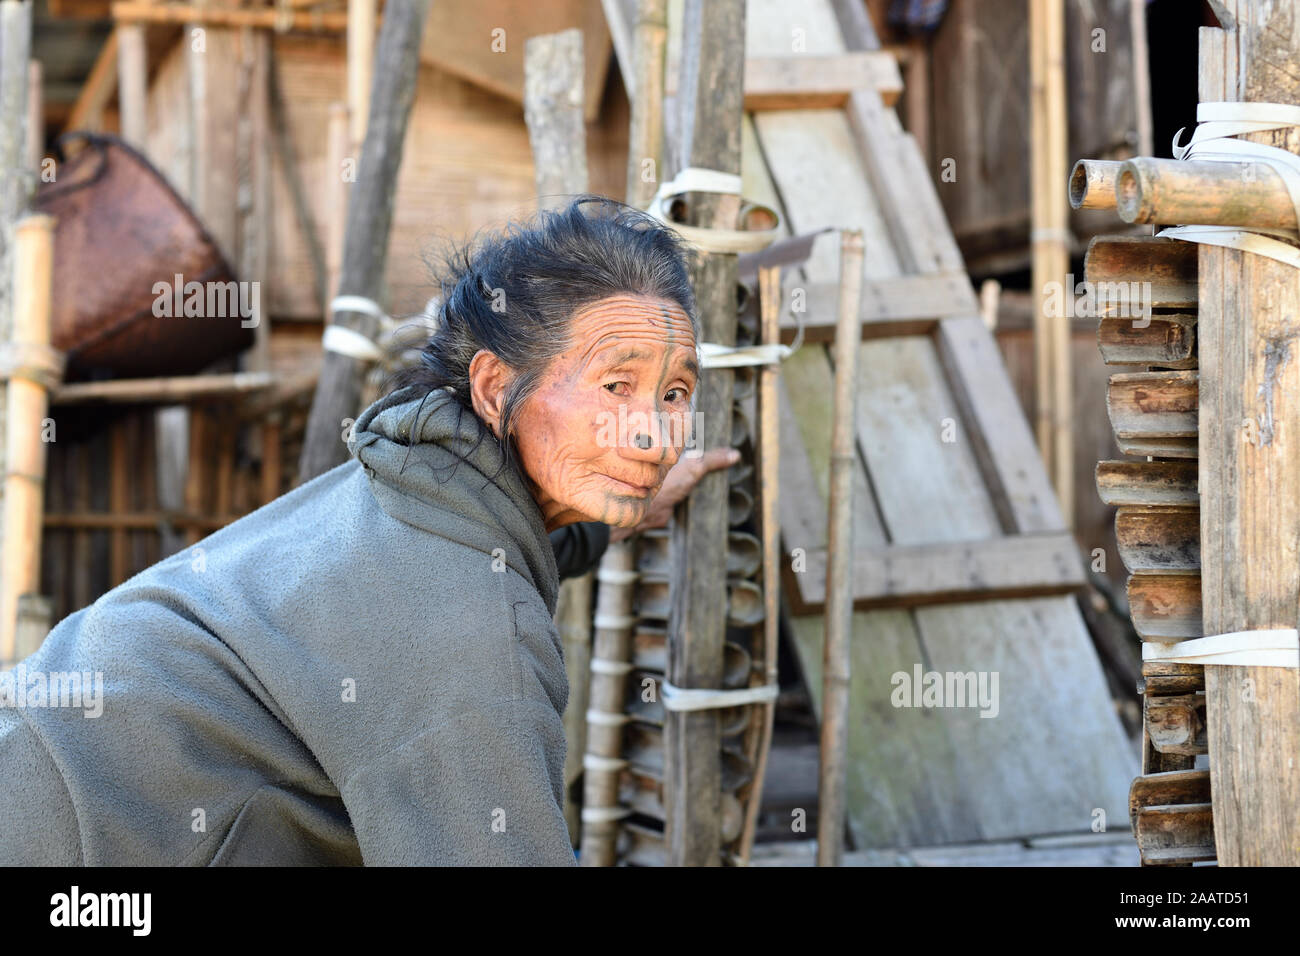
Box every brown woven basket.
[33,132,254,380]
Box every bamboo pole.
[735,262,782,862]
[346,0,375,154]
[817,229,864,868]
[1117,156,1297,229]
[1068,159,1122,210]
[0,214,55,665]
[1029,0,1072,526]
[111,2,354,30]
[1130,0,1154,157]
[664,0,746,868]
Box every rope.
[1160,101,1300,268]
[660,679,780,712]
[1142,628,1300,668]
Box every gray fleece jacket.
[0,385,578,865]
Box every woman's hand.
[609,447,741,542]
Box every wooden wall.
[928,0,1145,275]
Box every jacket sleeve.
[338,696,578,866]
[549,522,611,581]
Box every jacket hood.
[347,384,560,615]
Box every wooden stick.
[111,2,353,30]
[1029,0,1071,522]
[1068,159,1123,210]
[626,0,666,208]
[663,0,746,868]
[817,230,864,868]
[297,0,431,482]
[736,263,782,862]
[0,214,55,664]
[109,417,129,586]
[51,372,274,405]
[26,60,41,171]
[1117,156,1297,229]
[116,21,147,147]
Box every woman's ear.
[468,350,512,438]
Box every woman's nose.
[621,401,681,463]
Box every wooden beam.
[523,29,588,208]
[51,371,273,405]
[1129,768,1211,826]
[664,0,745,868]
[111,2,353,30]
[743,52,902,110]
[1135,803,1216,864]
[1145,693,1207,756]
[116,22,147,146]
[1197,5,1300,866]
[787,532,1085,614]
[792,271,976,342]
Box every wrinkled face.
[511,294,699,531]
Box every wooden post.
[0,214,55,665]
[298,0,433,482]
[116,21,148,147]
[817,229,864,867]
[1029,0,1071,527]
[626,0,666,208]
[26,60,41,172]
[523,25,594,849]
[664,0,745,867]
[523,29,588,209]
[347,0,376,154]
[1197,0,1300,867]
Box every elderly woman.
[0,196,730,865]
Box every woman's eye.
[665,388,687,403]
[604,382,628,395]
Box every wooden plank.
[1144,693,1207,756]
[791,271,977,343]
[1128,573,1202,641]
[1107,370,1198,439]
[1139,661,1205,695]
[1083,235,1198,310]
[1115,436,1198,459]
[1115,507,1200,574]
[793,533,1083,612]
[1096,460,1198,507]
[1097,314,1197,368]
[52,372,274,406]
[1198,6,1300,866]
[743,52,902,110]
[936,315,1066,534]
